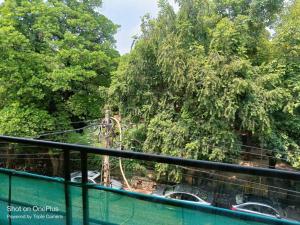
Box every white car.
[164,191,211,205]
[70,170,123,189]
[231,202,281,219]
[153,184,211,205]
[71,171,101,184]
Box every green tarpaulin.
[0,169,299,225]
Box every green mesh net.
[0,173,9,225]
[0,169,299,225]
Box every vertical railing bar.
[64,150,72,225]
[8,173,12,225]
[81,150,89,225]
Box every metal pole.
[102,110,111,187]
[102,110,111,222]
[64,150,72,225]
[81,150,89,225]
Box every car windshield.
[180,193,199,202]
[169,193,181,200]
[73,177,94,183]
[240,203,279,216]
[168,193,200,202]
[242,204,261,212]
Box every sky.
[0,0,178,55]
[100,0,179,54]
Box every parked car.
[70,170,123,190]
[232,194,282,219]
[152,184,212,205]
[231,202,281,218]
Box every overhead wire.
[0,125,294,157]
[0,122,295,176]
[178,166,300,195]
[175,170,300,199]
[0,157,101,161]
[111,168,300,198]
[1,120,297,155]
[0,145,290,168]
[150,151,275,168]
[204,138,294,155]
[36,123,100,138]
[0,142,290,163]
[0,150,87,156]
[194,142,291,163]
[0,144,285,159]
[0,145,44,149]
[127,137,290,163]
[0,119,102,141]
[0,153,272,168]
[200,140,287,156]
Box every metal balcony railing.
[0,135,299,225]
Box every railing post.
[8,173,12,225]
[64,150,72,225]
[81,150,89,225]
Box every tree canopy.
[0,0,119,138]
[109,0,300,179]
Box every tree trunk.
[268,153,276,169]
[6,146,14,169]
[49,152,64,176]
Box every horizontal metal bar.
[0,167,64,183]
[0,135,299,180]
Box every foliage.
[264,0,300,168]
[109,0,300,180]
[0,0,119,139]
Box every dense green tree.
[263,0,300,167]
[109,0,300,180]
[0,0,119,138]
